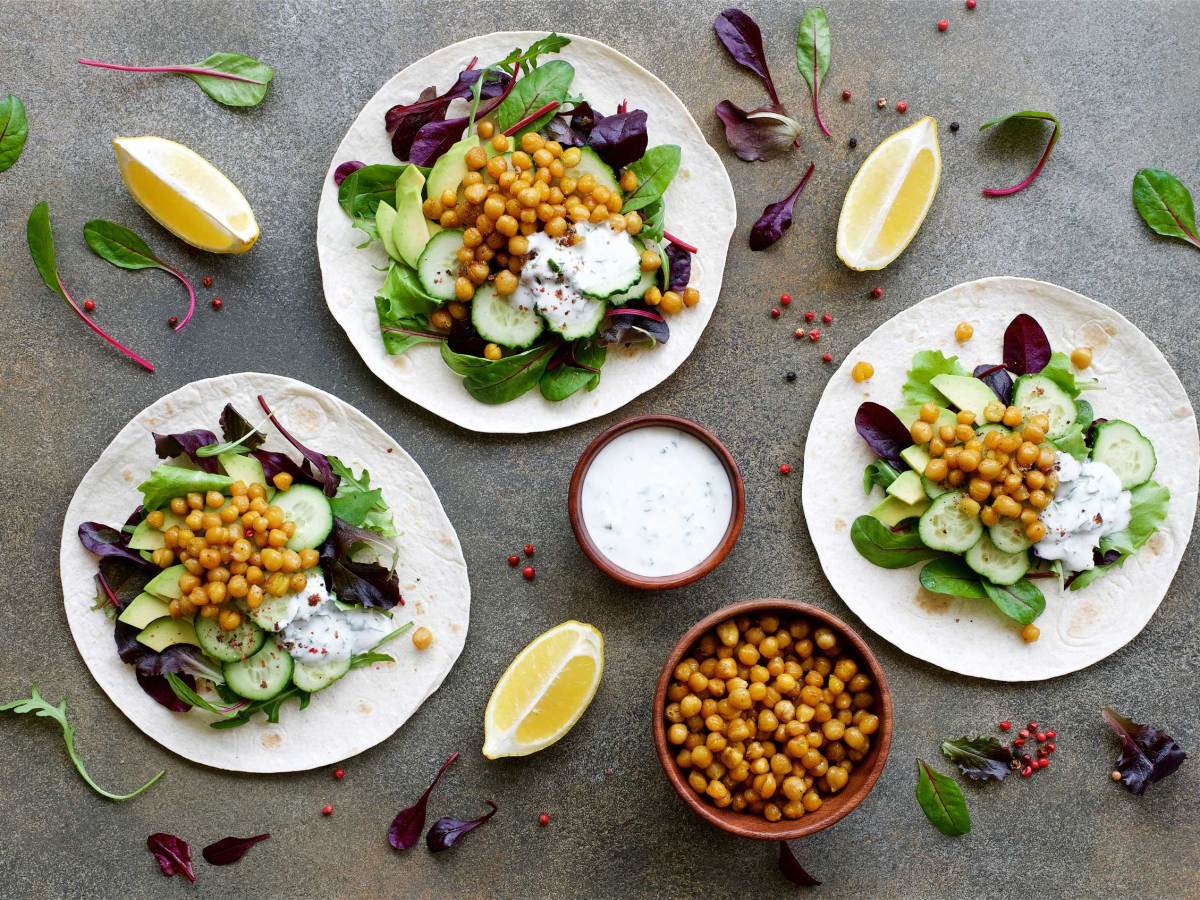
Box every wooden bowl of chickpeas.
[652,599,892,840]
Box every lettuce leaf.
[328,457,397,537]
[1068,480,1170,590]
[902,350,969,406]
[375,263,443,356]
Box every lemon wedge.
[482,620,603,759]
[113,136,259,254]
[836,116,941,271]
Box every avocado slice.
[869,494,931,528]
[426,135,479,211]
[128,511,184,551]
[118,592,173,629]
[144,564,186,600]
[929,374,998,425]
[393,165,431,268]
[136,616,199,652]
[375,200,402,262]
[894,404,956,432]
[886,470,926,506]
[899,444,931,475]
[219,451,267,490]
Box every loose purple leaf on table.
[715,100,801,162]
[147,833,195,882]
[940,736,1013,782]
[714,7,782,105]
[855,401,912,469]
[973,364,1014,404]
[749,162,815,250]
[426,800,498,852]
[778,841,821,887]
[1103,707,1187,796]
[1002,313,1051,375]
[203,833,270,865]
[586,109,648,170]
[389,752,460,850]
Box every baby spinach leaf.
[919,557,988,600]
[0,94,28,172]
[941,736,1013,782]
[1102,707,1187,796]
[621,145,682,213]
[339,164,406,237]
[495,60,575,136]
[440,342,557,404]
[902,350,969,406]
[795,7,832,137]
[1132,168,1200,250]
[540,342,606,401]
[863,460,900,493]
[915,759,970,836]
[982,579,1044,625]
[851,516,941,569]
[980,110,1060,197]
[374,262,443,354]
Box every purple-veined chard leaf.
[389,752,459,850]
[426,800,498,852]
[1002,313,1052,375]
[202,833,270,865]
[855,401,913,469]
[940,736,1013,781]
[333,160,364,186]
[973,364,1014,404]
[1132,168,1200,250]
[749,162,815,249]
[152,428,220,472]
[147,833,195,881]
[714,8,782,106]
[795,7,832,137]
[980,110,1060,197]
[586,109,648,170]
[778,841,821,887]
[715,100,802,162]
[1102,707,1187,796]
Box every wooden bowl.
[568,414,745,590]
[652,598,893,840]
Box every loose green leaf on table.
[621,145,682,213]
[795,7,832,137]
[78,52,273,108]
[82,219,197,330]
[1,686,164,800]
[915,759,970,836]
[851,516,942,569]
[980,110,1060,197]
[0,94,29,172]
[941,736,1013,782]
[1132,168,1200,251]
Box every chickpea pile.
[912,401,1059,542]
[422,121,700,360]
[146,473,319,632]
[665,613,881,823]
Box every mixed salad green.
[80,398,410,728]
[335,34,702,405]
[851,314,1169,631]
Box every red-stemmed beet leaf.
[855,401,913,469]
[147,833,195,882]
[1002,313,1052,375]
[1102,708,1187,796]
[256,395,339,496]
[714,8,782,106]
[599,307,670,347]
[749,162,815,250]
[663,231,698,253]
[385,69,479,160]
[796,7,832,138]
[202,834,270,866]
[972,364,1014,404]
[980,111,1060,198]
[779,841,821,887]
[389,752,460,850]
[715,100,803,162]
[426,800,498,852]
[78,53,273,108]
[82,220,197,332]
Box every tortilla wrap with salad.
[60,373,470,772]
[316,31,736,433]
[803,277,1198,681]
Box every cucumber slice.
[223,640,294,701]
[270,484,333,551]
[605,260,655,304]
[291,655,352,693]
[471,283,544,349]
[989,519,1033,554]
[248,592,294,633]
[564,147,621,196]
[918,491,984,553]
[416,229,464,300]
[543,296,608,341]
[1012,374,1076,439]
[964,534,1031,586]
[975,424,1009,435]
[195,614,266,663]
[1090,420,1156,489]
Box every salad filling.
[1034,455,1132,573]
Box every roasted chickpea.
[954,321,974,342]
[851,362,875,383]
[1070,346,1092,369]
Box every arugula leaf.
[1,686,164,800]
[164,674,242,719]
[863,460,901,494]
[440,341,557,404]
[0,94,28,172]
[795,7,832,137]
[902,350,969,406]
[851,516,941,569]
[621,145,682,213]
[980,110,1060,197]
[209,686,309,730]
[1132,168,1200,251]
[350,622,414,670]
[918,557,988,599]
[1068,480,1170,591]
[941,736,1013,782]
[915,759,970,836]
[137,464,233,511]
[328,457,397,536]
[495,60,575,135]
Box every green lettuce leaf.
[375,263,443,355]
[902,350,968,406]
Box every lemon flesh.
[836,116,941,271]
[483,621,603,759]
[113,136,258,254]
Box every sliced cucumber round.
[291,655,352,693]
[975,424,1009,435]
[918,491,984,553]
[223,640,294,701]
[1091,420,1156,489]
[248,592,294,633]
[989,519,1033,554]
[604,262,655,304]
[964,534,1031,586]
[195,614,265,663]
[1012,374,1076,439]
[564,147,621,196]
[416,228,464,300]
[271,484,333,551]
[471,283,544,349]
[543,296,608,341]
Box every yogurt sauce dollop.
[580,426,734,577]
[1034,453,1132,573]
[273,571,395,665]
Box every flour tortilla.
[803,278,1198,681]
[316,32,736,433]
[60,373,470,772]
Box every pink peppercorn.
[966,0,976,8]
[780,293,792,305]
[83,299,96,312]
[841,90,852,102]
[804,310,815,322]
[822,353,832,363]
[771,308,781,319]
[522,566,535,581]
[822,313,832,324]
[808,330,820,342]
[779,463,792,476]
[938,18,949,32]
[870,287,883,299]
[896,100,909,114]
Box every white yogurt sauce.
[1035,453,1132,573]
[274,570,394,664]
[513,223,640,332]
[581,426,734,577]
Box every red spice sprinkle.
[793,328,805,339]
[202,276,213,288]
[333,768,345,780]
[538,813,550,827]
[870,287,884,299]
[1013,738,1025,747]
[771,307,781,319]
[822,353,832,363]
[896,100,909,114]
[321,804,333,816]
[507,554,520,567]
[999,720,1012,732]
[780,293,792,305]
[966,0,976,8]
[808,329,821,342]
[804,310,816,322]
[1019,729,1030,739]
[779,463,792,476]
[1045,730,1056,740]
[211,297,223,310]
[524,543,535,557]
[522,566,535,581]
[841,89,852,102]
[938,18,949,31]
[1020,766,1033,778]
[83,298,96,312]
[822,313,832,324]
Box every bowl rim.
[651,598,894,840]
[567,414,745,590]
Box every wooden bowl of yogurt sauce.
[568,414,745,590]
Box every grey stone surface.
[1,1,1197,897]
